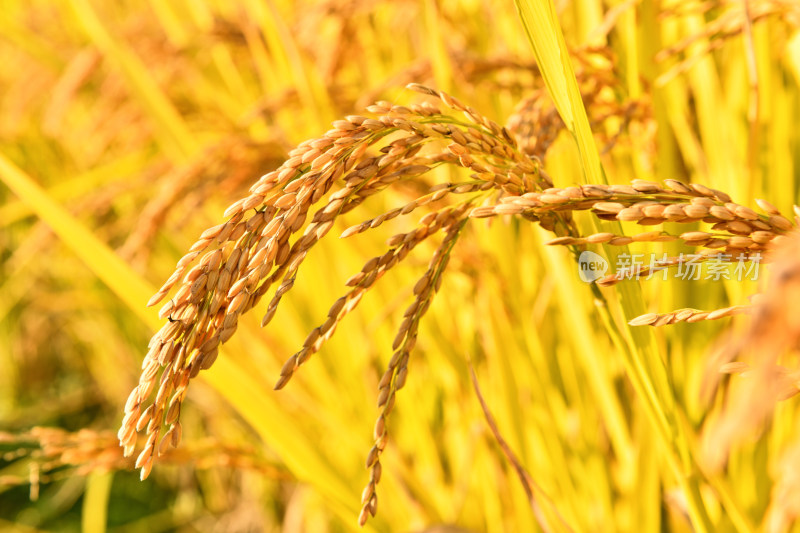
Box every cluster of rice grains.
[120,83,555,525]
[506,47,650,159]
[0,428,279,499]
[120,83,797,525]
[475,179,797,325]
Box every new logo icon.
[578,251,608,283]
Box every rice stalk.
[121,80,796,525]
[5,0,797,528]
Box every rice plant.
[2,0,800,531]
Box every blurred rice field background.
[1,0,800,531]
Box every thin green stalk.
[513,2,715,530]
[82,471,112,533]
[513,0,603,185]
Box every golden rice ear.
[122,87,547,507]
[126,93,795,519]
[7,0,800,528]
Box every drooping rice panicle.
[359,214,467,526]
[122,86,547,487]
[122,80,797,527]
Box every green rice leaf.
[513,0,604,185]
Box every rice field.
[2,0,800,531]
